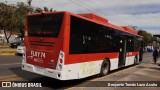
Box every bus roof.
[121,26,141,37]
[78,13,108,23]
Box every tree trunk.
[19,28,24,42]
[3,29,12,43]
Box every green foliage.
[0,3,14,30]
[34,7,53,13]
[128,25,153,46]
[34,7,43,13]
[0,2,30,43]
[0,3,15,43]
[44,7,49,12]
[138,30,153,46]
[14,2,30,37]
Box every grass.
[0,43,10,47]
[0,43,17,56]
[0,47,16,55]
[0,48,16,53]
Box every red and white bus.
[22,11,143,80]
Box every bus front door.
[118,37,127,67]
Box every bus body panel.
[25,38,63,69]
[125,52,139,66]
[22,51,138,80]
[24,12,67,69]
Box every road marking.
[66,64,139,90]
[0,63,21,67]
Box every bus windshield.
[28,13,64,37]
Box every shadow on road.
[136,65,160,71]
[8,64,139,89]
[9,66,98,89]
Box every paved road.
[0,56,91,90]
[0,52,159,90]
[0,56,21,76]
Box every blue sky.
[1,0,160,35]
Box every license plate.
[35,66,45,74]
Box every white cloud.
[106,13,160,27]
[105,13,160,35]
[145,30,160,35]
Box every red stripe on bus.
[66,52,119,64]
[65,52,139,64]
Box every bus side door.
[118,37,127,67]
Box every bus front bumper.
[22,63,63,80]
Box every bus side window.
[70,16,84,54]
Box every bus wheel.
[100,60,110,76]
[134,56,138,65]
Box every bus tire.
[100,59,110,76]
[134,56,138,65]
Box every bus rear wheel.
[100,60,110,76]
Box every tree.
[0,2,30,43]
[0,3,14,43]
[34,7,53,13]
[34,7,43,13]
[27,0,32,6]
[128,25,153,46]
[44,7,49,12]
[14,2,30,39]
[138,30,153,46]
[27,0,32,13]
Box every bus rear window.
[28,13,64,37]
